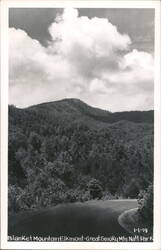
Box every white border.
[1,1,161,249]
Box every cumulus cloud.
[9,8,154,111]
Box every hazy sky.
[9,8,154,111]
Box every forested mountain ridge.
[8,99,154,214]
[9,98,153,131]
[23,98,154,124]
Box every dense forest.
[8,98,154,215]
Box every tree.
[138,184,153,227]
[88,178,103,199]
[28,132,41,152]
[123,178,140,198]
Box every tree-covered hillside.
[8,99,154,214]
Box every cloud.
[9,8,154,111]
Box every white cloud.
[101,49,154,96]
[9,8,154,111]
[49,7,131,56]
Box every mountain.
[8,99,154,214]
[10,98,153,130]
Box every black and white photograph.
[0,0,161,249]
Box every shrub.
[8,184,27,214]
[138,184,153,227]
[103,192,119,200]
[88,178,103,199]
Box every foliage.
[88,178,103,199]
[138,184,153,227]
[8,99,154,214]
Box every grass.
[8,199,137,239]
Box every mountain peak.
[10,98,153,127]
[55,98,85,105]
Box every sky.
[9,8,154,112]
